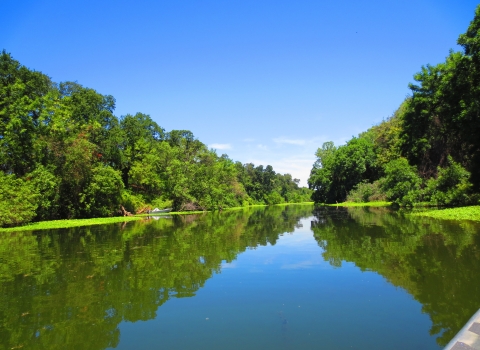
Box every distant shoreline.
[0,202,315,233]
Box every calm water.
[1,205,480,350]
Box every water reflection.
[1,205,480,349]
[0,205,312,350]
[311,206,480,347]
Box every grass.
[0,216,143,233]
[326,201,392,207]
[411,205,480,221]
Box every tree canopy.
[0,50,311,227]
[309,5,480,205]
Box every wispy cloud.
[209,143,232,150]
[221,262,237,269]
[281,260,319,270]
[273,137,306,146]
[257,144,268,150]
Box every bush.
[121,191,146,214]
[26,166,60,220]
[150,197,173,210]
[0,173,39,227]
[424,156,473,206]
[381,158,421,205]
[346,180,386,203]
[80,166,124,217]
[264,191,285,205]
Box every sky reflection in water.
[2,205,480,350]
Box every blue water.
[115,217,438,350]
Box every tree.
[380,158,421,205]
[0,172,39,227]
[309,138,378,203]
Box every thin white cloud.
[243,138,255,142]
[273,137,306,146]
[221,262,237,269]
[281,260,320,270]
[257,144,268,150]
[209,143,232,150]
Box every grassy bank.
[326,201,392,207]
[1,202,316,233]
[0,216,143,233]
[411,206,480,222]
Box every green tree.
[381,158,421,205]
[309,138,378,203]
[0,172,39,227]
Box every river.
[1,205,479,349]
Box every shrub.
[381,158,421,205]
[26,166,60,220]
[346,180,386,203]
[424,156,472,206]
[80,166,124,217]
[121,190,146,214]
[0,173,39,227]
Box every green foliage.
[0,51,310,225]
[150,197,173,209]
[308,137,378,203]
[0,216,142,232]
[80,165,124,217]
[0,173,39,227]
[121,191,146,214]
[308,6,480,206]
[424,156,472,206]
[26,165,59,220]
[346,180,386,203]
[366,101,406,168]
[381,158,421,205]
[235,162,310,205]
[412,205,480,221]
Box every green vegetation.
[0,51,311,228]
[309,5,480,208]
[0,216,142,232]
[326,201,391,207]
[412,205,480,221]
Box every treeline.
[0,52,311,227]
[309,5,480,206]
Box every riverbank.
[326,201,392,207]
[411,205,480,222]
[0,202,316,233]
[0,216,143,233]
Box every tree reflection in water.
[0,205,312,350]
[311,206,480,347]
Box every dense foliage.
[0,52,311,227]
[309,5,480,206]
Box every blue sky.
[1,0,478,185]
